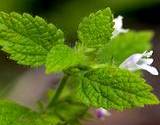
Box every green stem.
[48,74,69,108]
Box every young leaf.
[78,8,113,48]
[0,12,64,67]
[46,45,83,74]
[96,31,153,65]
[74,65,159,111]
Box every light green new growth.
[74,65,159,111]
[46,44,83,73]
[96,31,153,65]
[0,7,159,125]
[78,8,113,48]
[0,12,64,66]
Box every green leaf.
[0,99,88,125]
[0,100,61,125]
[47,99,88,125]
[46,45,83,74]
[0,12,64,67]
[74,65,159,111]
[78,8,113,48]
[96,31,153,65]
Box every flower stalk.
[48,74,69,108]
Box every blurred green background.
[1,0,160,125]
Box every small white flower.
[96,108,111,120]
[112,15,128,38]
[119,51,158,75]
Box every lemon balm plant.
[0,7,159,124]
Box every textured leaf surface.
[74,65,159,111]
[0,12,64,66]
[46,45,83,73]
[78,8,113,48]
[96,31,153,65]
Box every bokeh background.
[1,0,160,125]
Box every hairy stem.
[48,74,69,108]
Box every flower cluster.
[120,51,158,75]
